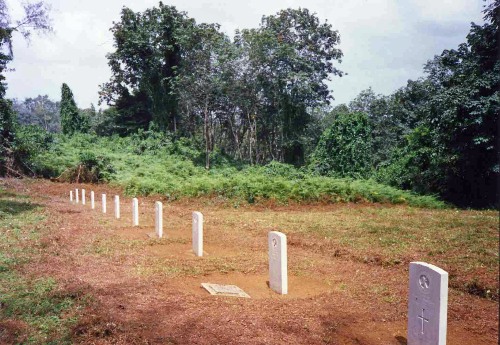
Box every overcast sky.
[4,0,486,109]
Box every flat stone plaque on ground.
[408,261,448,345]
[201,283,250,298]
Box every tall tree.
[60,83,86,134]
[0,0,51,175]
[99,3,195,132]
[239,8,344,165]
[377,0,499,207]
[13,95,60,132]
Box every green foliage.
[12,95,60,132]
[33,132,444,208]
[372,3,499,207]
[60,83,87,135]
[99,3,194,132]
[311,111,372,178]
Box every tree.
[376,0,499,207]
[310,111,372,178]
[12,95,60,132]
[99,3,195,132]
[240,8,344,165]
[60,83,87,135]
[175,23,235,169]
[0,0,51,175]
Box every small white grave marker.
[82,189,86,205]
[408,261,448,345]
[192,211,203,257]
[102,194,107,213]
[75,189,79,203]
[132,198,139,226]
[268,231,288,294]
[90,191,95,209]
[155,201,163,238]
[70,191,73,203]
[114,195,120,219]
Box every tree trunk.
[204,103,210,170]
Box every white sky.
[4,0,485,109]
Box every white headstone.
[268,231,288,294]
[132,198,139,226]
[192,211,203,257]
[70,190,73,203]
[155,201,163,238]
[102,194,107,213]
[114,195,120,219]
[90,191,95,209]
[75,189,79,203]
[408,262,448,345]
[82,189,86,205]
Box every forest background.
[0,0,498,208]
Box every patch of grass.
[226,206,499,300]
[0,185,88,344]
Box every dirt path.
[7,179,498,344]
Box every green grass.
[31,132,446,208]
[0,185,87,344]
[228,206,499,299]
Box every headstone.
[201,283,250,298]
[155,201,163,238]
[114,195,120,219]
[408,261,448,345]
[75,189,79,203]
[192,211,203,257]
[268,231,288,294]
[102,194,107,213]
[90,191,95,209]
[70,190,73,203]
[82,189,86,205]
[132,198,139,226]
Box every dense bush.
[310,111,372,178]
[31,132,445,208]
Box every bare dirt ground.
[3,179,499,344]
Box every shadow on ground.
[0,199,40,216]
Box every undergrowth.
[31,132,446,208]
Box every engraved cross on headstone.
[417,308,429,334]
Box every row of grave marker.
[70,189,189,252]
[69,188,448,345]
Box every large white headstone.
[75,189,79,203]
[268,231,288,294]
[155,201,163,238]
[114,195,120,219]
[90,191,95,209]
[82,189,86,205]
[102,194,107,213]
[132,198,139,226]
[408,261,448,345]
[192,211,203,257]
[70,190,73,203]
